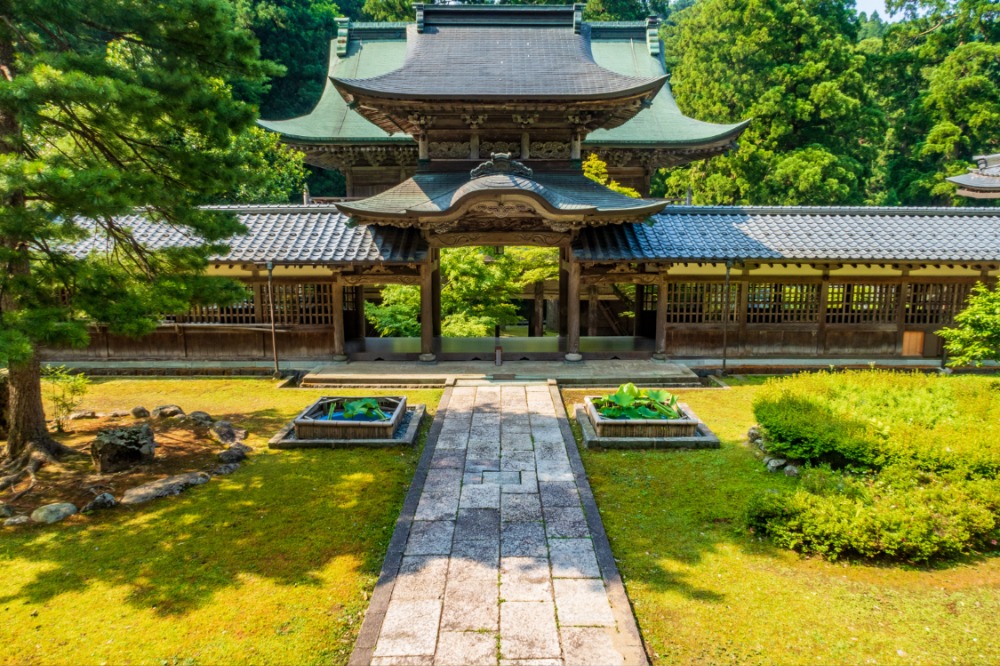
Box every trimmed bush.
[747,372,1000,562]
[747,467,1000,563]
[752,371,1000,476]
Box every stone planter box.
[293,396,406,440]
[584,397,700,438]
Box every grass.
[1,378,442,666]
[564,379,1000,666]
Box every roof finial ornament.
[470,153,534,180]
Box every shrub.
[42,365,90,432]
[747,470,1000,563]
[747,372,1000,563]
[752,371,1000,475]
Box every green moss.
[568,380,1000,665]
[2,379,441,666]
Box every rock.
[109,410,130,418]
[766,458,788,473]
[747,426,762,443]
[211,463,240,476]
[30,503,78,524]
[4,515,30,527]
[188,411,214,427]
[0,504,14,518]
[91,424,156,474]
[783,464,801,477]
[120,472,210,505]
[218,447,247,464]
[81,493,117,512]
[68,410,97,420]
[131,406,150,419]
[152,405,184,419]
[210,420,246,445]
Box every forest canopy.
[244,0,997,205]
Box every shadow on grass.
[564,389,796,605]
[0,406,430,618]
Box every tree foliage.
[864,0,1000,204]
[658,0,880,205]
[940,281,1000,366]
[583,153,642,198]
[366,248,525,338]
[0,0,272,464]
[235,0,344,119]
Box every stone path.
[352,382,647,666]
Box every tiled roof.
[69,206,427,264]
[257,35,412,145]
[259,15,745,153]
[336,172,665,219]
[333,23,665,101]
[573,206,1000,263]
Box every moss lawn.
[565,377,1000,666]
[1,378,441,666]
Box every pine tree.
[0,0,273,488]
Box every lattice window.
[343,286,357,312]
[826,283,898,324]
[661,282,739,324]
[746,283,820,324]
[173,286,257,325]
[642,285,658,312]
[262,282,336,326]
[904,283,974,325]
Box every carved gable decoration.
[470,153,533,181]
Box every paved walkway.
[351,382,647,665]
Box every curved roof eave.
[584,118,751,148]
[332,75,667,104]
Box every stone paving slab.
[352,382,648,665]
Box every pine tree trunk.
[0,25,58,462]
[4,356,51,460]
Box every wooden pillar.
[354,285,366,339]
[332,282,347,361]
[653,275,668,360]
[417,135,429,161]
[470,133,480,160]
[816,274,829,356]
[420,263,436,362]
[587,285,598,336]
[633,283,645,336]
[895,270,909,355]
[533,282,545,337]
[566,259,582,361]
[431,248,442,337]
[558,247,569,336]
[521,132,530,159]
[737,268,750,355]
